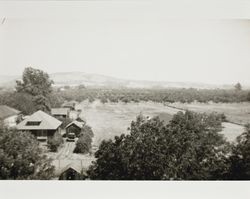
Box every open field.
[77,100,246,145]
[77,100,175,146]
[171,102,250,125]
[45,101,248,174]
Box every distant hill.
[0,75,20,89]
[0,72,242,90]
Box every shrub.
[81,125,94,138]
[73,134,92,154]
[74,127,93,154]
[47,132,64,152]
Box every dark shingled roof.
[0,105,20,120]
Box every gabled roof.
[16,110,62,130]
[59,163,86,176]
[0,105,20,120]
[65,120,85,129]
[51,108,69,116]
[76,116,86,123]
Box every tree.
[234,82,242,91]
[87,111,230,180]
[81,125,94,138]
[0,124,55,179]
[16,67,54,96]
[33,95,51,113]
[247,92,250,101]
[73,134,92,154]
[47,131,64,152]
[15,67,54,112]
[6,92,36,115]
[74,125,94,154]
[227,124,250,180]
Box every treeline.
[2,86,250,116]
[58,87,250,104]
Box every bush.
[73,135,92,154]
[81,125,94,138]
[74,128,93,154]
[47,132,64,152]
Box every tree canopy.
[0,123,55,179]
[16,67,54,96]
[228,124,250,180]
[14,67,55,113]
[87,111,230,180]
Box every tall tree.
[15,67,54,112]
[16,67,54,96]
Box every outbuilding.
[51,108,70,119]
[59,164,86,180]
[65,120,85,137]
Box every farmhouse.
[0,105,21,127]
[62,100,78,111]
[65,120,85,136]
[51,108,70,119]
[16,110,62,142]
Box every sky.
[0,1,250,85]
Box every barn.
[65,120,85,137]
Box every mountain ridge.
[0,72,241,89]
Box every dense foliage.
[0,68,63,114]
[227,124,250,180]
[87,111,230,180]
[57,87,250,104]
[16,67,54,96]
[73,125,94,154]
[0,123,55,179]
[47,131,64,152]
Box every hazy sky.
[1,1,250,85]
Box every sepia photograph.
[0,0,250,198]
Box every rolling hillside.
[0,72,236,89]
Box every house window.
[26,121,41,126]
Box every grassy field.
[77,100,247,145]
[47,101,248,175]
[171,102,250,125]
[77,100,175,146]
